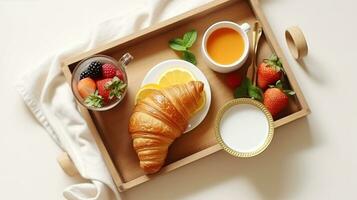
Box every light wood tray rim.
[61,0,310,192]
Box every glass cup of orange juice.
[201,21,250,73]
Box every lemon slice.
[158,68,196,88]
[135,84,161,104]
[194,92,206,114]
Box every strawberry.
[263,88,288,117]
[257,54,284,90]
[84,91,103,108]
[116,70,124,81]
[101,63,116,78]
[96,76,127,104]
[226,72,242,89]
[263,80,295,117]
[96,78,112,103]
[77,77,96,98]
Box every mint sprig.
[234,77,263,101]
[169,30,197,65]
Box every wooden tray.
[62,0,310,192]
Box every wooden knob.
[285,26,308,59]
[57,152,79,177]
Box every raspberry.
[102,63,116,78]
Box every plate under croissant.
[142,59,212,133]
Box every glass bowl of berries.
[71,53,133,111]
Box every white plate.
[141,59,211,133]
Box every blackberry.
[87,61,103,79]
[79,70,90,80]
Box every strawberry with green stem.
[85,76,127,108]
[105,76,127,100]
[257,54,284,90]
[96,76,127,103]
[84,90,104,108]
[263,80,295,117]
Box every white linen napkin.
[16,0,211,199]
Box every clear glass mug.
[71,53,133,111]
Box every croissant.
[129,81,204,174]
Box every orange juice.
[207,28,245,65]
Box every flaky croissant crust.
[129,81,204,174]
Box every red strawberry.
[257,54,283,90]
[96,78,112,103]
[116,69,124,81]
[96,76,126,104]
[102,64,116,78]
[226,72,242,89]
[263,80,295,117]
[263,88,288,117]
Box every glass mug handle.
[119,53,134,67]
[240,23,251,33]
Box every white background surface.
[1,0,357,199]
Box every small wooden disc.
[57,152,79,177]
[285,26,308,59]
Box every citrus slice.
[158,68,196,88]
[135,84,161,104]
[194,91,206,114]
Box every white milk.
[220,104,269,153]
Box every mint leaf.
[248,85,263,101]
[172,38,185,45]
[234,77,263,101]
[234,77,250,98]
[169,39,187,51]
[183,30,197,48]
[183,50,196,65]
[169,30,198,65]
